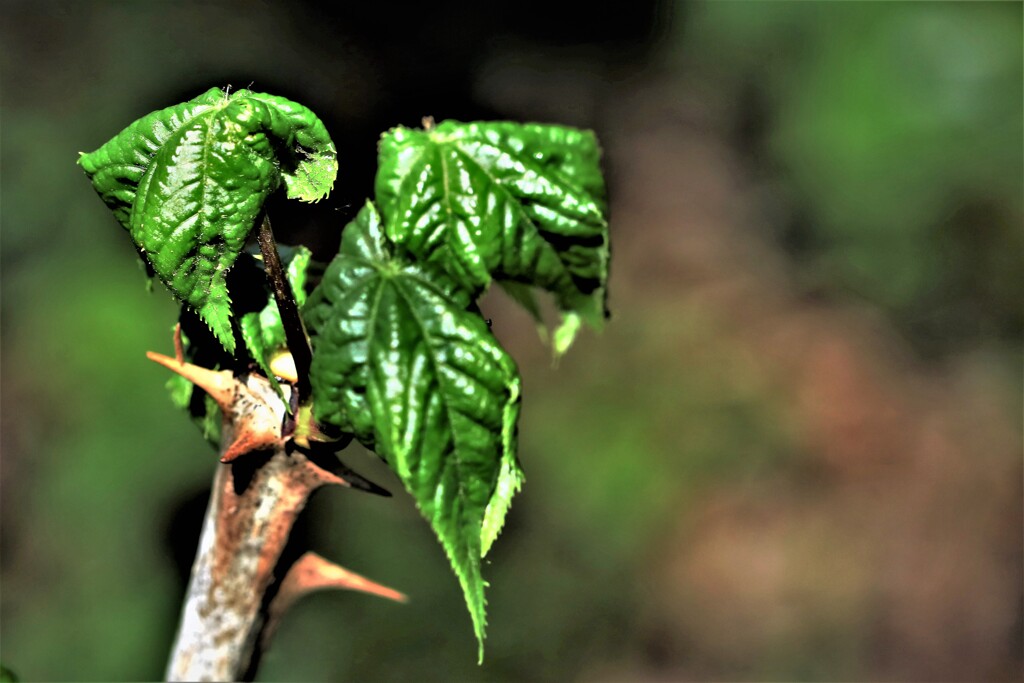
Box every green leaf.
[375,120,610,354]
[552,312,584,357]
[480,433,524,558]
[79,88,226,230]
[240,245,313,391]
[166,247,314,437]
[306,201,522,658]
[79,87,337,352]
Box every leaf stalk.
[256,214,313,400]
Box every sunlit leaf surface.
[306,202,521,656]
[80,88,336,352]
[376,120,610,353]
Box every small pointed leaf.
[80,88,337,352]
[305,202,522,657]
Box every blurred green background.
[2,2,1021,681]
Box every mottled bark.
[149,352,403,682]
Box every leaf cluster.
[79,89,610,658]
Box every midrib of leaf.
[134,107,215,262]
[83,94,222,228]
[436,143,484,286]
[362,264,388,457]
[198,110,215,246]
[441,138,592,293]
[452,136,602,229]
[190,109,231,338]
[390,273,473,499]
[384,269,491,649]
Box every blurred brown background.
[1,1,1021,681]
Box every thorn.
[150,351,289,463]
[303,448,391,497]
[146,351,235,411]
[220,426,279,463]
[284,552,407,604]
[308,465,352,488]
[334,466,391,497]
[262,551,406,652]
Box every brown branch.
[151,351,395,681]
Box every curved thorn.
[146,351,236,411]
[303,449,391,497]
[221,429,278,463]
[261,551,407,653]
[284,552,407,604]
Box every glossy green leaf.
[79,87,337,352]
[480,441,524,558]
[375,120,610,354]
[165,247,313,438]
[305,202,522,658]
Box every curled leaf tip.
[81,88,338,355]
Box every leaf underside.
[306,202,522,657]
[79,87,337,353]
